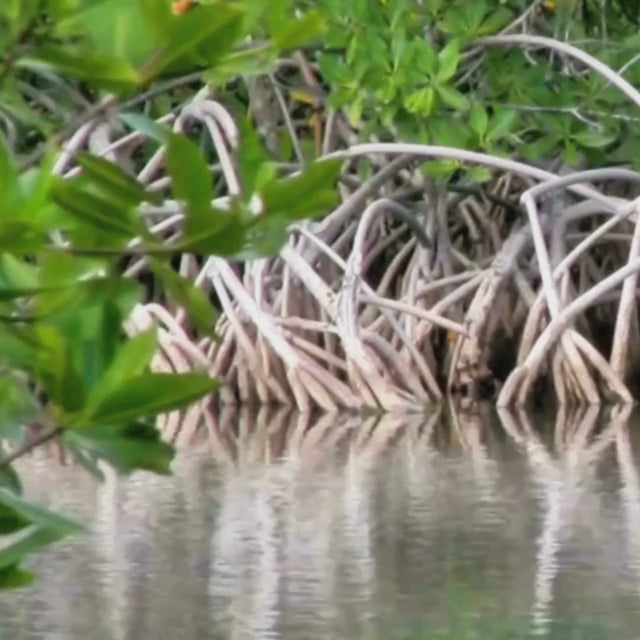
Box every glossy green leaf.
[85,373,219,425]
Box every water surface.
[1,405,640,639]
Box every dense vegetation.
[2,0,640,587]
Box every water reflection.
[2,404,640,639]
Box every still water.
[2,405,640,639]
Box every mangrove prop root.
[57,91,640,414]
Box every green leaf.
[0,465,22,496]
[0,489,81,538]
[470,103,488,139]
[467,166,492,183]
[486,109,518,142]
[85,373,219,425]
[572,130,617,149]
[437,39,460,83]
[50,178,143,239]
[77,154,162,205]
[119,112,169,142]
[33,325,86,413]
[205,44,276,87]
[0,134,18,210]
[275,10,326,51]
[141,5,243,80]
[20,46,139,89]
[0,526,71,571]
[0,564,36,589]
[165,134,213,235]
[64,422,174,475]
[151,260,217,333]
[260,159,342,220]
[0,502,31,535]
[435,84,470,111]
[85,329,158,413]
[405,87,436,117]
[238,216,290,259]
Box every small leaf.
[486,108,518,142]
[85,373,219,425]
[437,39,461,83]
[572,130,617,149]
[405,87,436,116]
[436,84,470,111]
[119,112,169,142]
[470,103,488,139]
[467,166,492,183]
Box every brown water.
[1,406,640,639]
